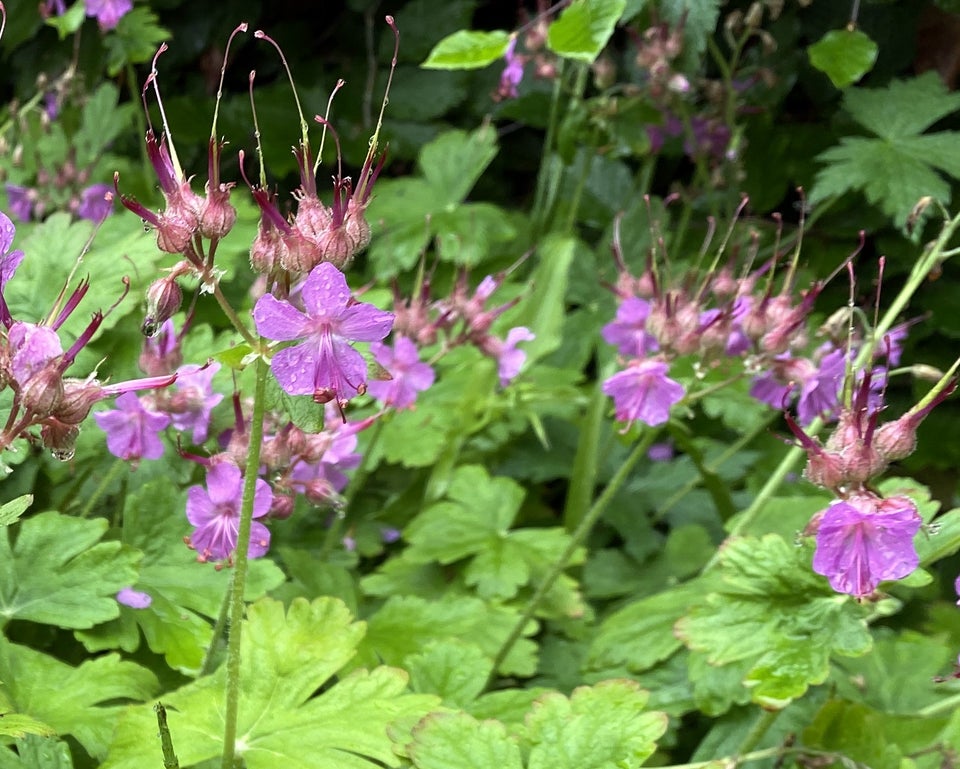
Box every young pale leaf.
[0,512,141,629]
[675,535,873,709]
[0,690,56,741]
[808,28,878,89]
[422,30,512,69]
[102,597,438,769]
[408,713,524,769]
[0,639,157,760]
[523,681,668,769]
[0,495,32,527]
[547,0,627,62]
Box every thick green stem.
[724,209,960,546]
[491,432,656,675]
[220,355,268,769]
[155,702,180,769]
[736,708,781,758]
[562,377,607,530]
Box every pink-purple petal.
[253,294,311,342]
[299,262,352,317]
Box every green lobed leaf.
[523,680,668,769]
[0,511,141,629]
[808,28,878,89]
[104,7,171,76]
[803,700,904,769]
[547,0,627,62]
[420,126,499,207]
[0,638,158,759]
[407,712,524,769]
[103,597,438,769]
[675,535,873,709]
[422,30,512,69]
[406,640,494,708]
[356,594,539,677]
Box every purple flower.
[749,369,792,411]
[602,297,658,357]
[5,185,33,222]
[166,363,223,443]
[8,322,63,387]
[367,336,435,409]
[796,348,845,425]
[602,359,685,426]
[84,0,132,30]
[94,391,170,461]
[44,0,67,15]
[495,326,535,387]
[1,212,26,292]
[497,38,524,99]
[117,587,152,609]
[812,494,922,598]
[253,262,394,404]
[77,184,113,223]
[647,442,674,462]
[186,463,272,562]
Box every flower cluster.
[788,364,954,599]
[42,0,133,30]
[391,268,535,389]
[0,211,174,460]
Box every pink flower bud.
[20,363,64,417]
[143,276,183,337]
[198,184,237,239]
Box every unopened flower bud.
[56,378,105,424]
[269,492,295,519]
[143,276,183,337]
[198,185,237,239]
[20,363,64,418]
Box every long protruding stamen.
[314,116,344,182]
[254,30,311,157]
[315,79,347,176]
[147,44,186,182]
[209,23,249,187]
[246,72,269,188]
[0,2,7,44]
[356,16,399,202]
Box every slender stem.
[220,355,268,769]
[211,282,259,348]
[490,431,656,675]
[530,62,565,234]
[736,709,781,758]
[722,209,960,546]
[661,745,847,769]
[562,377,607,530]
[77,458,127,518]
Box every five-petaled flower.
[94,391,170,462]
[367,336,435,409]
[602,358,685,427]
[253,262,394,405]
[186,462,273,563]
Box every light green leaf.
[103,597,438,769]
[675,535,873,709]
[356,594,539,677]
[0,511,140,629]
[0,638,157,759]
[0,690,56,740]
[0,495,32,527]
[422,30,512,69]
[408,713,524,769]
[808,28,878,89]
[421,126,499,207]
[0,736,73,769]
[587,582,702,672]
[524,681,668,769]
[405,465,580,601]
[844,72,960,139]
[406,640,493,708]
[547,0,627,62]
